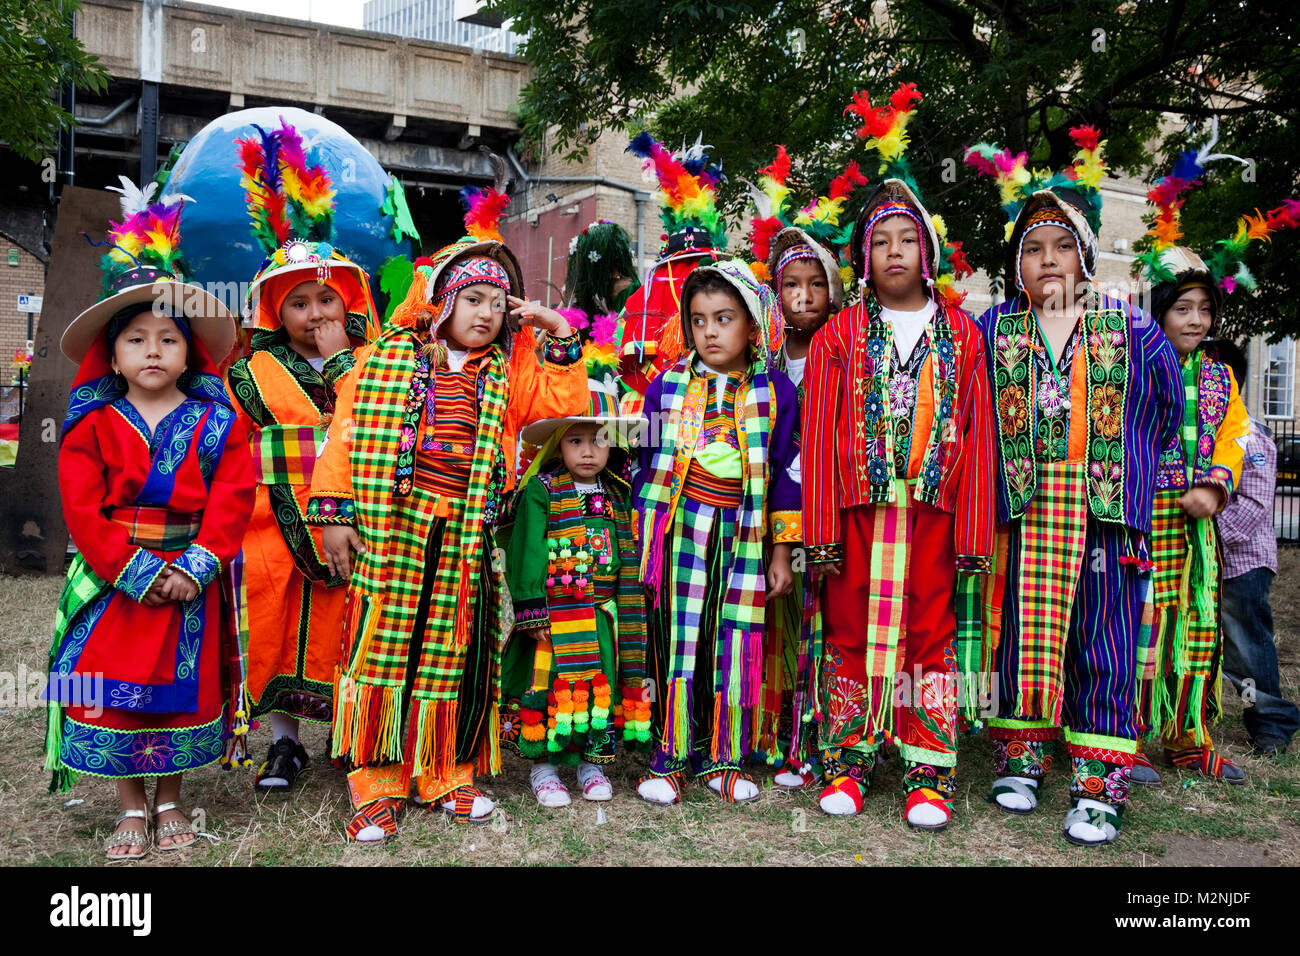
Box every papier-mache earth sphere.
[162,106,414,310]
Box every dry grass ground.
[2,555,1298,867]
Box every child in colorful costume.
[635,257,800,805]
[965,127,1183,844]
[616,134,725,404]
[45,187,255,859]
[745,145,868,788]
[802,85,994,830]
[1130,134,1298,784]
[306,188,586,840]
[499,364,649,806]
[226,119,384,791]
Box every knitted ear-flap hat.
[842,83,974,305]
[965,126,1109,291]
[768,227,847,314]
[678,257,784,371]
[849,178,942,287]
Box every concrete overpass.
[68,0,528,192]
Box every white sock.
[819,790,859,815]
[440,792,495,818]
[637,776,678,804]
[907,800,949,828]
[992,775,1037,812]
[774,769,809,788]
[352,824,387,842]
[270,713,300,747]
[577,761,613,800]
[708,774,758,801]
[1066,798,1116,843]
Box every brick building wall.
[0,232,45,420]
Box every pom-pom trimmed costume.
[306,220,587,812]
[635,259,800,786]
[967,130,1184,834]
[498,380,649,764]
[228,117,384,725]
[44,189,255,790]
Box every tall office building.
[363,0,524,55]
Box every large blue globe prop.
[162,106,413,302]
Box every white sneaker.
[530,764,572,808]
[577,762,613,801]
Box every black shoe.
[255,737,310,791]
[1250,735,1290,757]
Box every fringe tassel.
[662,677,691,758]
[476,699,501,776]
[867,674,895,735]
[342,591,383,679]
[44,701,77,793]
[641,510,669,606]
[332,676,403,764]
[405,698,457,779]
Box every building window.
[1263,339,1295,419]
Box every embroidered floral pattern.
[1090,383,1123,439]
[998,385,1029,437]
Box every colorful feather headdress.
[744,144,870,278]
[1134,119,1254,286]
[627,132,728,255]
[237,117,336,254]
[1131,118,1298,296]
[845,83,974,306]
[964,126,1108,242]
[1203,199,1300,295]
[460,185,510,242]
[843,81,923,184]
[95,176,194,295]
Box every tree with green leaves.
[0,0,107,165]
[492,0,1299,336]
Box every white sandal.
[105,809,149,862]
[531,765,572,808]
[152,802,196,852]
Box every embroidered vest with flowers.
[991,293,1129,522]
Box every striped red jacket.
[800,296,996,571]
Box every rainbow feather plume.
[963,143,1032,213]
[100,194,188,292]
[460,185,510,242]
[1206,197,1300,294]
[276,121,337,235]
[236,118,335,253]
[1067,125,1108,190]
[627,131,727,250]
[844,82,923,175]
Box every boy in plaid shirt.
[1216,342,1298,756]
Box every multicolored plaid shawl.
[1137,348,1229,738]
[638,355,774,762]
[332,326,509,777]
